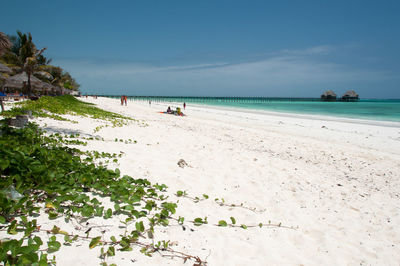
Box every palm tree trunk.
[27,72,32,97]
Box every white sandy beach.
[3,96,400,265]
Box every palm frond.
[0,32,12,55]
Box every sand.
[2,97,400,265]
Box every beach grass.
[1,95,132,122]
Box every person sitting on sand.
[167,106,172,113]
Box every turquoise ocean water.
[104,96,400,122]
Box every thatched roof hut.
[61,88,74,95]
[342,90,359,101]
[0,62,12,74]
[3,72,43,89]
[321,90,337,101]
[2,72,53,95]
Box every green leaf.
[82,205,94,217]
[107,246,115,257]
[122,205,134,211]
[104,208,112,219]
[7,220,18,235]
[51,225,60,234]
[33,236,43,246]
[64,235,72,244]
[203,194,209,199]
[218,220,228,227]
[240,224,248,229]
[47,237,61,253]
[48,211,58,220]
[230,217,236,225]
[18,245,34,255]
[194,218,204,226]
[89,236,101,249]
[0,216,6,224]
[39,253,48,265]
[135,221,145,232]
[0,159,10,170]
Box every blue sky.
[1,0,400,98]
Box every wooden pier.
[99,96,321,104]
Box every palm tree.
[1,31,49,96]
[24,48,46,96]
[0,32,12,56]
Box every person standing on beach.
[183,102,186,110]
[121,95,124,105]
[124,95,127,106]
[149,100,151,106]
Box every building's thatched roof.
[0,62,12,74]
[40,81,55,91]
[34,71,53,80]
[342,90,359,98]
[3,72,44,89]
[61,88,74,95]
[321,90,337,97]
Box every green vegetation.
[0,31,80,93]
[2,95,133,130]
[0,122,193,265]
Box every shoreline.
[150,100,400,128]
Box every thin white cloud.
[54,45,398,97]
[280,45,335,56]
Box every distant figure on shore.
[149,100,151,106]
[124,95,127,106]
[183,102,186,110]
[121,95,124,105]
